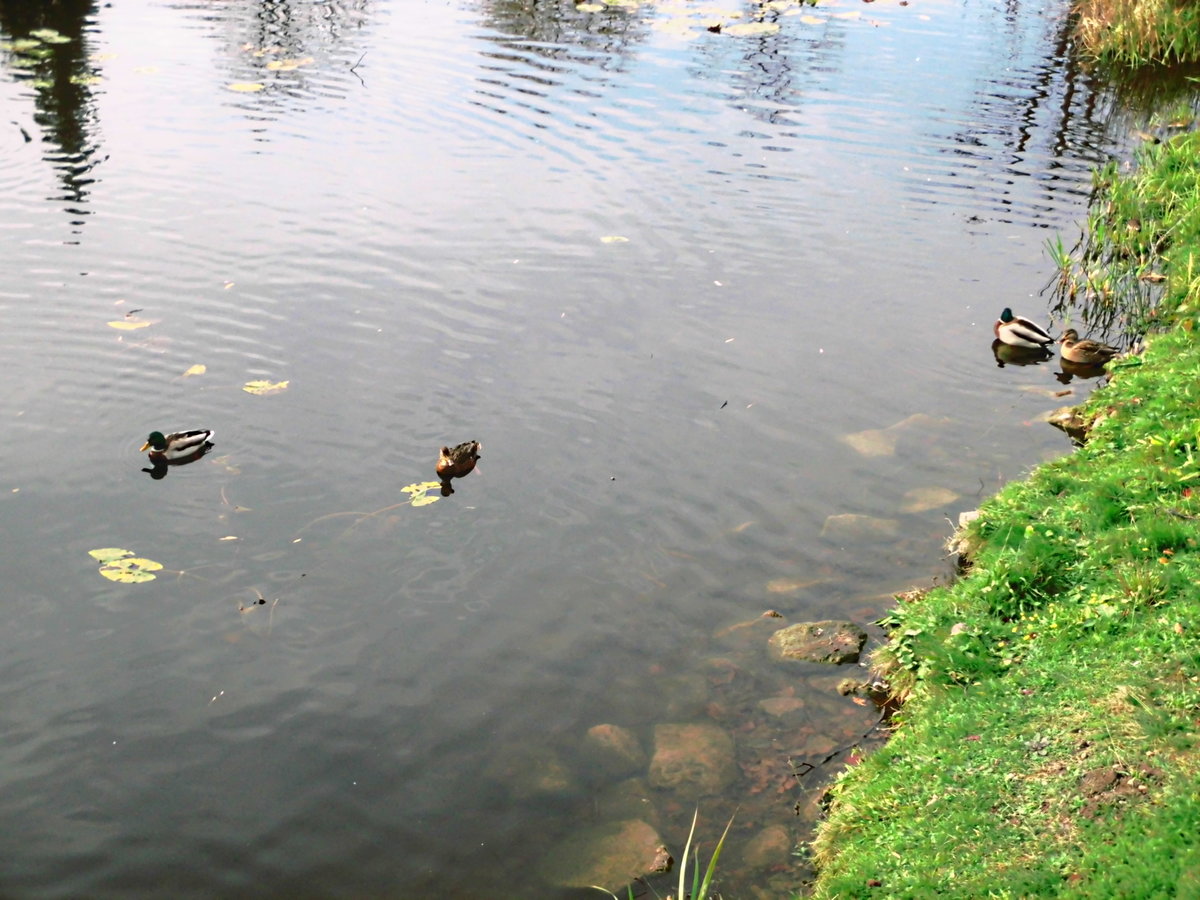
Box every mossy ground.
[807,133,1200,897]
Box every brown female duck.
[1058,329,1120,365]
[437,440,480,480]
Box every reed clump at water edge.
[1072,0,1200,67]
[805,133,1200,895]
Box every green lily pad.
[99,558,163,583]
[29,28,71,44]
[401,481,442,506]
[89,547,134,563]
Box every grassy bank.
[1073,0,1200,66]
[806,133,1200,895]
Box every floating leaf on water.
[600,235,629,243]
[242,379,289,395]
[183,364,207,377]
[89,547,134,563]
[227,82,265,93]
[723,22,781,35]
[30,28,71,44]
[98,557,163,583]
[576,2,603,10]
[401,481,443,506]
[69,74,102,85]
[266,57,314,71]
[9,39,44,53]
[107,319,151,330]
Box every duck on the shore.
[140,429,215,463]
[436,440,480,480]
[994,308,1054,348]
[1058,329,1120,365]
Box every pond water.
[0,0,1149,895]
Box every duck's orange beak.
[139,441,151,452]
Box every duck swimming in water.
[140,429,215,463]
[437,440,480,480]
[994,307,1054,349]
[1058,329,1120,365]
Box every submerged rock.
[484,746,578,799]
[593,778,662,827]
[900,486,960,514]
[740,824,793,872]
[583,724,647,778]
[538,819,670,891]
[768,620,867,665]
[820,513,900,542]
[648,722,736,794]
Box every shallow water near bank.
[0,0,1152,894]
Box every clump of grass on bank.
[1050,126,1200,337]
[1073,0,1200,66]
[807,134,1200,897]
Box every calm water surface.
[0,0,1143,895]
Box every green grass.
[807,110,1200,898]
[1072,0,1200,66]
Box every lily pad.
[401,481,442,507]
[89,547,134,563]
[89,548,163,583]
[242,379,289,395]
[29,28,71,44]
[99,557,163,583]
[723,21,781,36]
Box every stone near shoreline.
[647,722,737,794]
[538,818,671,891]
[768,620,867,665]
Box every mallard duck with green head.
[140,429,215,463]
[994,307,1053,348]
[437,440,480,480]
[1058,329,1120,365]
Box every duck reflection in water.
[991,339,1052,368]
[1054,358,1110,385]
[437,440,480,496]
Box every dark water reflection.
[0,0,1157,895]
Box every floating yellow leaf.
[98,557,163,583]
[69,74,102,85]
[108,319,151,330]
[89,547,133,563]
[266,57,314,71]
[227,82,265,93]
[600,235,629,243]
[242,379,289,395]
[401,481,442,506]
[183,364,207,377]
[30,28,71,44]
[723,22,780,36]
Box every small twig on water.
[349,52,366,86]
